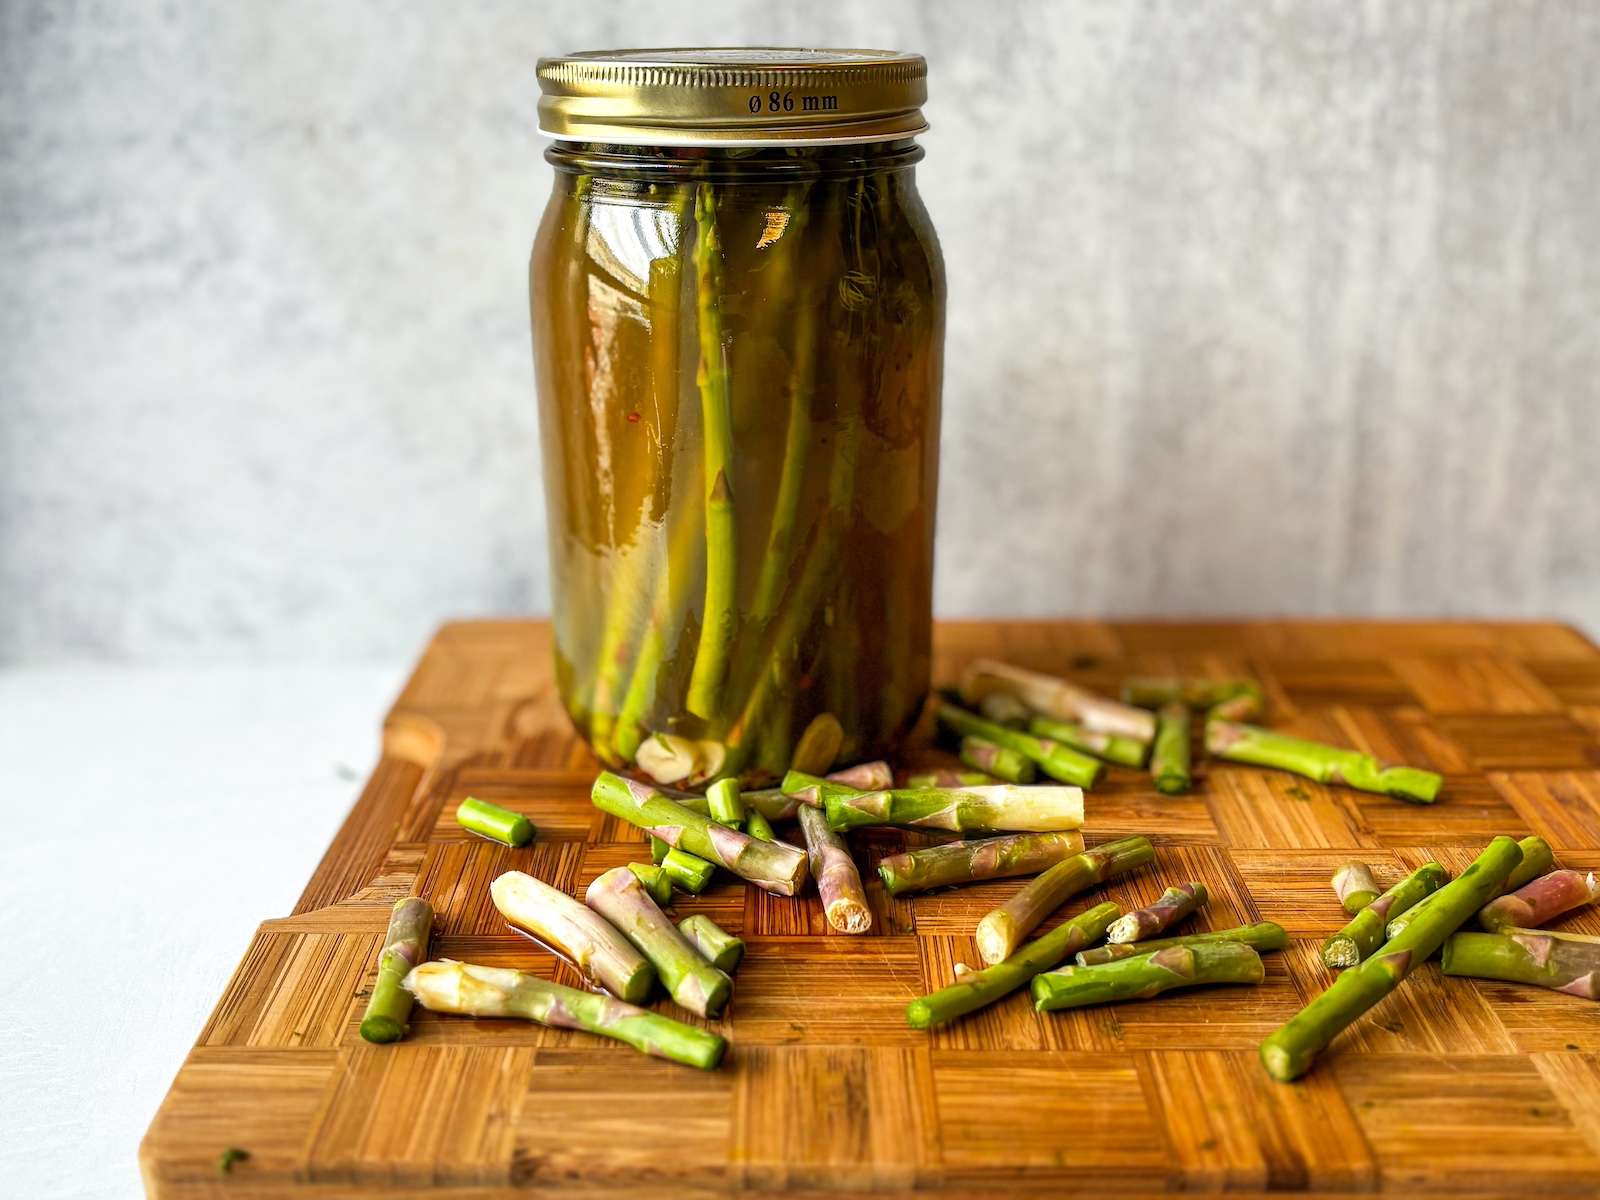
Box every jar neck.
[545,138,924,183]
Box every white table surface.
[0,663,409,1199]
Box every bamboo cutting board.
[141,619,1600,1198]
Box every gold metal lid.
[536,48,928,147]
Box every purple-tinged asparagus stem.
[907,902,1121,1029]
[490,871,655,1003]
[975,836,1155,965]
[827,782,1084,835]
[1121,678,1265,719]
[1322,862,1448,969]
[359,896,435,1044]
[960,736,1038,784]
[826,760,894,790]
[877,831,1086,896]
[1034,941,1264,1011]
[1206,719,1441,804]
[677,914,745,974]
[791,712,844,775]
[1076,921,1289,966]
[960,658,1157,742]
[1106,882,1208,944]
[1478,870,1600,934]
[796,804,872,933]
[904,770,994,789]
[1150,703,1192,795]
[1442,931,1600,999]
[591,772,808,895]
[404,961,726,1070]
[585,867,732,1018]
[1332,861,1382,914]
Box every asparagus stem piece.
[455,797,535,847]
[1034,941,1264,1011]
[684,184,737,722]
[791,712,844,775]
[960,736,1038,784]
[960,658,1157,742]
[1386,836,1554,940]
[797,803,872,933]
[1321,862,1448,969]
[975,836,1156,965]
[1076,922,1289,966]
[405,961,726,1070]
[628,862,675,907]
[743,808,777,842]
[707,777,745,827]
[979,690,1033,728]
[1121,678,1266,716]
[592,772,808,895]
[586,866,732,1018]
[650,836,670,865]
[780,769,1085,835]
[659,847,716,894]
[1150,703,1192,795]
[1209,693,1261,722]
[1026,716,1148,768]
[938,705,1104,788]
[1206,719,1442,804]
[490,871,656,1003]
[780,769,862,808]
[1442,931,1600,999]
[1260,835,1523,1082]
[678,914,745,974]
[1107,882,1207,944]
[1478,870,1600,934]
[826,761,894,790]
[904,770,994,789]
[906,901,1121,1029]
[1332,861,1382,914]
[877,831,1087,896]
[359,896,435,1044]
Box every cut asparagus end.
[456,797,536,847]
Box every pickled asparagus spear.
[1260,836,1523,1082]
[592,772,808,895]
[586,867,731,1018]
[938,705,1103,789]
[975,836,1155,965]
[797,803,872,933]
[1076,922,1289,966]
[960,736,1037,784]
[960,659,1157,742]
[1106,882,1207,944]
[678,914,745,974]
[359,896,435,1044]
[490,871,655,1003]
[906,901,1120,1029]
[877,831,1086,896]
[1321,862,1448,969]
[1033,942,1264,1011]
[1121,678,1265,719]
[1206,719,1441,804]
[405,961,726,1070]
[1478,870,1600,934]
[1332,860,1382,914]
[1025,716,1148,768]
[1150,703,1192,795]
[791,712,844,775]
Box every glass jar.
[530,49,944,784]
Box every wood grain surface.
[140,620,1600,1198]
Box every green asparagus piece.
[1206,719,1441,804]
[961,658,1157,742]
[1025,716,1148,768]
[975,836,1155,965]
[1075,922,1289,966]
[797,803,872,933]
[906,901,1120,1029]
[904,770,994,789]
[1106,882,1207,944]
[1121,678,1265,718]
[592,772,808,895]
[586,866,731,1018]
[359,896,435,1044]
[650,835,671,865]
[877,831,1086,896]
[627,862,675,906]
[490,871,655,1003]
[960,736,1037,784]
[1478,869,1600,933]
[707,777,745,827]
[743,809,777,842]
[1150,703,1192,795]
[780,772,1086,836]
[405,961,726,1070]
[1321,862,1448,969]
[678,914,746,974]
[1332,860,1382,914]
[455,797,535,847]
[1385,836,1553,940]
[659,847,717,894]
[1260,835,1523,1082]
[1033,941,1264,1011]
[939,705,1103,789]
[1442,931,1600,999]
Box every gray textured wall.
[3,1,1598,661]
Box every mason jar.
[531,49,944,785]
